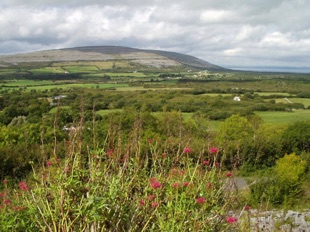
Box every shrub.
[249,153,307,206]
[0,134,243,231]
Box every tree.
[282,120,310,153]
[216,114,253,168]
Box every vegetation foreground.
[0,110,309,231]
[0,59,310,231]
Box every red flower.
[245,205,251,211]
[18,182,29,191]
[183,181,190,187]
[183,147,192,154]
[203,160,210,165]
[139,200,145,206]
[0,192,5,197]
[147,138,153,143]
[4,199,11,205]
[209,147,219,154]
[106,149,114,157]
[46,161,52,167]
[226,216,237,224]
[215,162,220,168]
[161,153,167,158]
[226,171,232,177]
[3,179,8,184]
[151,202,159,208]
[150,178,162,189]
[13,206,20,211]
[196,197,206,205]
[172,182,181,189]
[148,194,156,201]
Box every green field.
[62,65,99,73]
[29,67,66,74]
[254,92,291,96]
[1,79,55,86]
[255,109,310,124]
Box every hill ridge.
[0,45,226,71]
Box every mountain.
[0,46,226,71]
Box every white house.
[233,96,241,101]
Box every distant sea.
[229,67,310,74]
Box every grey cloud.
[0,0,310,69]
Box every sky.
[1,0,310,71]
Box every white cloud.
[200,10,235,23]
[0,0,310,70]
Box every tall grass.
[0,113,249,231]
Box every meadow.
[0,62,309,231]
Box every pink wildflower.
[139,200,145,206]
[183,181,190,187]
[196,197,206,205]
[147,138,153,143]
[203,160,210,165]
[46,161,52,167]
[172,182,181,189]
[4,199,11,205]
[151,202,159,208]
[0,192,5,197]
[3,179,8,184]
[161,153,167,158]
[106,149,114,157]
[245,205,251,211]
[148,195,156,201]
[226,216,238,224]
[18,182,29,191]
[183,147,192,154]
[209,147,219,154]
[226,171,232,177]
[150,178,162,189]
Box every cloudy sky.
[1,0,310,70]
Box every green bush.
[249,153,307,206]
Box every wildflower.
[226,216,237,224]
[215,162,220,168]
[183,147,192,154]
[147,138,153,143]
[245,205,251,211]
[150,178,162,189]
[207,182,212,188]
[196,197,206,205]
[19,182,29,191]
[4,199,11,205]
[0,192,5,197]
[203,160,210,165]
[106,149,114,157]
[151,202,159,208]
[209,147,219,154]
[3,179,8,184]
[183,181,190,187]
[46,161,52,167]
[13,206,20,211]
[139,200,145,206]
[148,195,156,201]
[172,182,181,189]
[226,171,232,177]
[161,153,167,158]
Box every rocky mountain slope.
[0,46,226,71]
